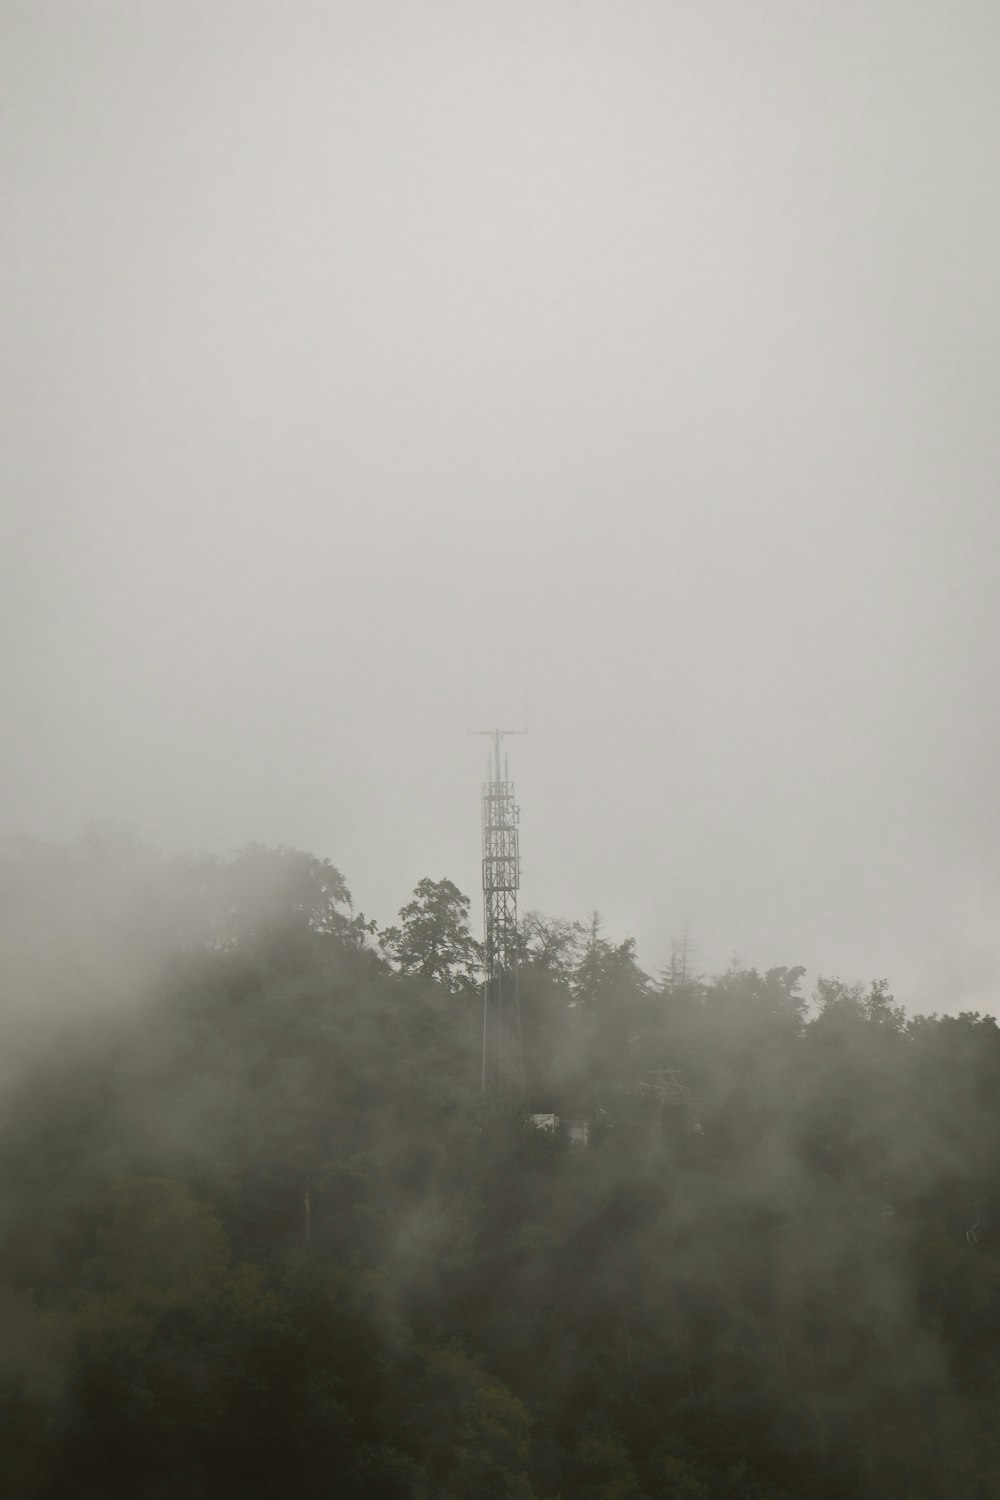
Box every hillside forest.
[1,832,999,1499]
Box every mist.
[4,3,1000,1497]
[4,1,1000,1006]
[1,831,998,1497]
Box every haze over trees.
[1,834,999,1499]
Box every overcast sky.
[4,1,1000,1012]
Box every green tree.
[403,1346,536,1499]
[569,1430,646,1500]
[84,1175,230,1308]
[572,914,649,1010]
[380,878,481,992]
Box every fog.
[5,1,1000,1011]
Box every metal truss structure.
[474,729,524,1096]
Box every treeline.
[0,834,999,1498]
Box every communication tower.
[473,729,524,1096]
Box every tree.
[572,914,649,1010]
[662,924,697,992]
[12,830,1000,1500]
[212,844,375,960]
[380,878,481,993]
[85,1175,230,1308]
[221,844,352,936]
[519,912,582,988]
[814,976,904,1032]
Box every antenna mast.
[471,729,525,1096]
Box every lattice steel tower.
[474,729,524,1096]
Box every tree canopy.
[379,876,481,992]
[1,836,999,1499]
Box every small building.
[528,1113,591,1146]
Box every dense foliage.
[1,835,999,1498]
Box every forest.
[1,832,999,1499]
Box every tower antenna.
[469,728,525,1096]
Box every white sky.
[4,1,1000,1012]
